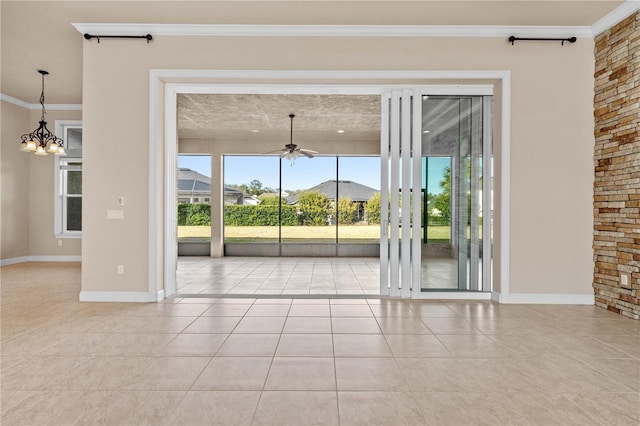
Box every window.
[222,155,380,246]
[55,122,82,237]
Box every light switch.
[107,210,124,219]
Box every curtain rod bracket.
[508,36,576,46]
[83,33,153,44]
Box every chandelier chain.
[39,72,46,121]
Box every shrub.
[178,203,211,226]
[187,212,211,226]
[337,197,358,224]
[365,192,381,224]
[296,191,332,226]
[224,204,297,226]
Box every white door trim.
[149,70,510,302]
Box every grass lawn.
[178,225,451,243]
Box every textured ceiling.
[178,94,381,147]
[1,1,625,104]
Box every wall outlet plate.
[620,272,630,286]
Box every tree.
[433,166,451,224]
[296,191,332,226]
[258,194,284,205]
[247,179,264,196]
[337,197,358,225]
[365,192,381,224]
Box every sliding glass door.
[380,90,492,297]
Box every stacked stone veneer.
[593,12,640,319]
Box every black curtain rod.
[508,35,576,46]
[83,33,153,43]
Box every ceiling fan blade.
[300,149,318,154]
[300,150,315,158]
[263,149,287,155]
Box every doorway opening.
[176,93,383,296]
[157,76,506,301]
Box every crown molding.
[0,93,82,111]
[1,93,31,109]
[73,23,593,39]
[592,0,640,36]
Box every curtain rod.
[83,34,153,43]
[508,35,576,46]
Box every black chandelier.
[20,70,65,156]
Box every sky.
[179,154,448,194]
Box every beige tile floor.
[2,262,640,425]
[177,256,463,295]
[177,257,381,295]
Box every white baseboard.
[157,289,166,301]
[29,255,81,262]
[491,291,502,303]
[1,255,81,266]
[507,293,595,305]
[0,256,30,266]
[79,291,152,303]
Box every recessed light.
[337,130,345,134]
[251,129,260,133]
[423,130,430,134]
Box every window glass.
[223,155,280,244]
[337,157,380,244]
[55,124,82,236]
[281,156,337,243]
[177,155,212,243]
[66,197,82,231]
[67,171,82,195]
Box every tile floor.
[177,257,381,295]
[177,256,461,295]
[2,262,640,425]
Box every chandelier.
[20,70,65,156]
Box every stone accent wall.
[593,13,640,319]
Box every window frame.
[54,121,83,238]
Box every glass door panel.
[420,95,489,291]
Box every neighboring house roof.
[301,180,379,202]
[178,168,211,194]
[178,168,243,196]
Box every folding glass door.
[380,90,492,297]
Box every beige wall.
[1,101,82,261]
[1,101,30,260]
[82,35,595,297]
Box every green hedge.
[224,204,298,226]
[178,203,212,226]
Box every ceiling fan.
[270,114,318,160]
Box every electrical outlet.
[117,196,125,206]
[117,264,124,274]
[620,272,629,286]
